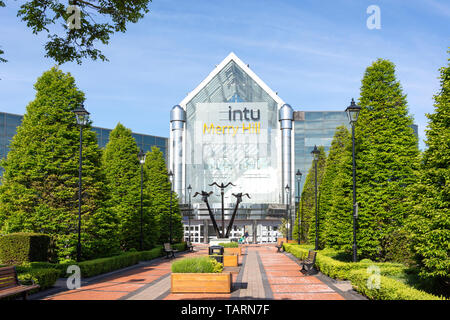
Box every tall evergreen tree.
[356,59,420,260]
[102,123,157,251]
[319,126,352,249]
[144,146,183,244]
[307,146,327,246]
[0,67,117,261]
[292,146,325,244]
[407,54,449,289]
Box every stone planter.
[171,273,232,293]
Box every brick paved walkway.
[40,244,359,300]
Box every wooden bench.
[186,241,194,252]
[0,266,39,300]
[164,243,178,259]
[275,241,284,253]
[300,250,317,275]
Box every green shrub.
[282,243,444,300]
[171,256,223,273]
[138,246,163,261]
[16,267,60,292]
[219,242,239,248]
[348,269,443,300]
[0,233,50,265]
[172,242,187,252]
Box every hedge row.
[15,267,60,292]
[25,243,187,279]
[282,243,443,300]
[0,233,50,265]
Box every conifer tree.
[102,123,157,250]
[407,54,449,288]
[319,126,352,249]
[306,146,327,246]
[292,146,325,244]
[144,146,183,244]
[324,144,353,251]
[356,59,420,260]
[0,67,117,260]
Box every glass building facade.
[293,111,350,197]
[0,112,168,174]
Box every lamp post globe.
[73,103,89,262]
[346,98,361,262]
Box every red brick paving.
[42,244,345,300]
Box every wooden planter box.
[223,254,238,267]
[224,247,242,256]
[171,273,232,293]
[287,240,298,244]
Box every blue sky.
[0,0,449,149]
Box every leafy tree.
[0,67,117,261]
[292,146,326,244]
[144,146,183,244]
[102,123,157,251]
[407,54,449,289]
[355,59,420,260]
[2,0,152,64]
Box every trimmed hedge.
[15,267,60,294]
[283,243,444,300]
[348,269,441,300]
[21,243,186,279]
[0,233,50,265]
[171,256,223,273]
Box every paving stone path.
[40,244,363,300]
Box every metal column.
[170,105,186,200]
[279,104,293,204]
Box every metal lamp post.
[296,170,302,244]
[168,170,174,244]
[73,103,90,262]
[311,145,320,251]
[138,149,146,251]
[187,184,192,242]
[346,98,361,262]
[285,184,290,241]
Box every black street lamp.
[311,145,320,251]
[73,103,89,262]
[346,98,361,262]
[138,149,146,251]
[168,170,174,244]
[285,184,290,240]
[296,170,302,244]
[187,184,192,242]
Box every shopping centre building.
[1,53,418,244]
[169,52,420,244]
